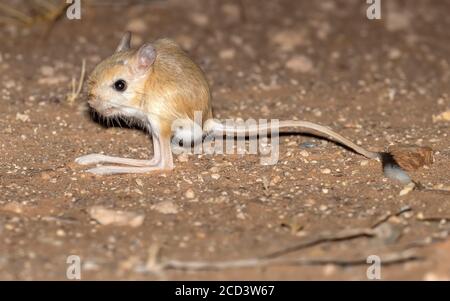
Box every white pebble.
[185,189,195,199]
[151,201,179,215]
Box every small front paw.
[75,154,105,165]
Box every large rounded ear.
[134,43,157,73]
[115,32,132,53]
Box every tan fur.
[88,50,134,92]
[139,39,212,137]
[88,38,212,139]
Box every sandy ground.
[0,0,449,280]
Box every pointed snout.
[87,97,117,117]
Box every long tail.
[205,119,380,160]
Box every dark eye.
[113,79,127,92]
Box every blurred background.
[1,0,449,117]
[0,0,449,280]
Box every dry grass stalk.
[67,59,87,105]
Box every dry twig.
[143,214,423,273]
[262,228,376,259]
[370,206,412,229]
[158,250,419,271]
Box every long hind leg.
[84,132,174,175]
[75,132,161,167]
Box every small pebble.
[321,168,331,174]
[185,189,195,199]
[88,206,145,228]
[56,229,66,237]
[16,113,30,122]
[360,160,369,166]
[177,153,189,162]
[285,55,314,73]
[189,13,209,27]
[219,48,236,60]
[300,141,316,149]
[151,201,179,215]
[399,182,416,196]
[300,150,310,157]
